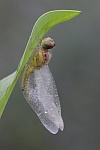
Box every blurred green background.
[0,0,100,150]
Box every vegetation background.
[0,0,100,150]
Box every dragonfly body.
[21,37,64,134]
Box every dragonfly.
[20,37,64,134]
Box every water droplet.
[45,110,48,114]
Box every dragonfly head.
[41,37,55,50]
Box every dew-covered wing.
[21,65,64,134]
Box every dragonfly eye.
[41,37,55,49]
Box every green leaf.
[0,10,81,117]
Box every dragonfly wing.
[21,65,64,134]
[40,65,61,114]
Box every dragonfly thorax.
[33,50,51,69]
